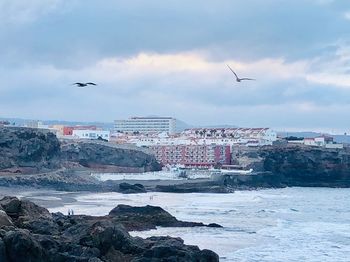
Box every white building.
[121,127,277,147]
[182,128,277,146]
[25,121,49,129]
[114,117,177,135]
[72,129,110,141]
[303,135,340,148]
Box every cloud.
[2,50,350,130]
[345,11,350,20]
[1,1,350,132]
[1,0,350,68]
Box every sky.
[1,0,350,133]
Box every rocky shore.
[0,196,219,261]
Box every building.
[25,120,48,129]
[114,117,176,135]
[72,129,110,141]
[149,144,231,168]
[113,127,277,148]
[182,128,277,146]
[304,135,339,147]
[303,138,316,146]
[0,121,10,127]
[50,125,65,136]
[314,135,333,146]
[63,126,97,136]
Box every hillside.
[0,127,161,174]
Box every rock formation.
[0,127,61,173]
[0,197,219,262]
[0,127,161,174]
[224,144,350,188]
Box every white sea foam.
[25,187,350,261]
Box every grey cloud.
[1,0,350,131]
[1,0,350,68]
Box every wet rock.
[207,223,222,228]
[118,183,146,194]
[108,205,178,230]
[138,236,219,262]
[108,204,222,231]
[0,197,219,261]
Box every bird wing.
[240,78,255,81]
[227,65,239,80]
[86,82,97,85]
[72,83,83,85]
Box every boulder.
[0,211,13,227]
[108,205,222,230]
[109,205,178,230]
[0,197,21,216]
[3,229,46,262]
[0,197,52,225]
[138,236,219,262]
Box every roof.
[130,116,175,120]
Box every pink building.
[149,144,231,168]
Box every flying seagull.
[72,82,97,88]
[227,65,255,82]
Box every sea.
[14,187,350,262]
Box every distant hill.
[198,124,239,129]
[175,121,239,132]
[0,117,114,130]
[175,119,192,132]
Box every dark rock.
[218,144,350,188]
[119,183,146,194]
[0,211,13,227]
[102,247,132,262]
[207,223,222,228]
[0,127,61,173]
[0,238,7,262]
[137,236,219,262]
[199,249,221,261]
[0,196,51,221]
[109,204,221,231]
[0,127,161,176]
[109,205,178,230]
[3,229,46,262]
[260,145,350,187]
[0,197,21,215]
[61,141,161,172]
[0,197,220,262]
